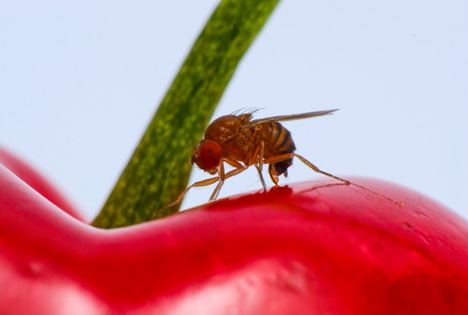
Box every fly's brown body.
[158,109,402,212]
[200,113,296,181]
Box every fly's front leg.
[210,163,247,200]
[210,162,226,201]
[156,176,221,214]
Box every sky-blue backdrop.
[1,0,466,221]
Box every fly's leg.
[210,164,247,200]
[210,162,226,201]
[254,141,267,190]
[246,141,268,191]
[254,165,267,190]
[157,164,247,214]
[294,154,350,184]
[156,177,221,214]
[264,153,350,184]
[264,153,403,206]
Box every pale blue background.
[1,1,466,221]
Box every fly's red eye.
[200,140,222,169]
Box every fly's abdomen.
[267,121,296,175]
[268,121,296,154]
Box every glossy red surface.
[0,147,84,222]
[1,158,468,314]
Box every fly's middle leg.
[253,141,267,190]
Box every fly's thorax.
[203,114,254,164]
[204,114,252,143]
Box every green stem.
[92,0,280,228]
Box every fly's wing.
[249,109,339,126]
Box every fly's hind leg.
[263,152,349,184]
[264,153,402,206]
[294,153,350,184]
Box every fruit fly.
[159,109,401,212]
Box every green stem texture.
[92,0,280,228]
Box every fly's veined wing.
[249,109,339,125]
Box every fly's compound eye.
[200,140,222,169]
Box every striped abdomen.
[265,121,296,175]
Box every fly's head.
[191,139,222,175]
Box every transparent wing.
[249,109,339,125]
